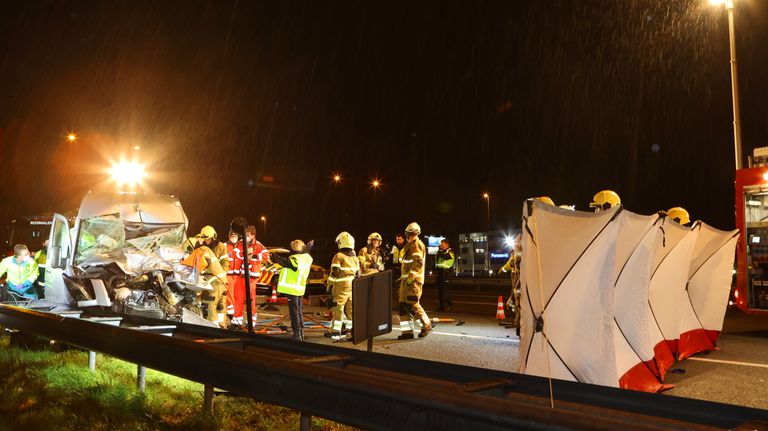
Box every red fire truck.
[734,148,768,315]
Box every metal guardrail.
[0,305,766,430]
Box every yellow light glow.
[260,216,266,222]
[109,160,146,186]
[482,192,490,199]
[371,179,381,188]
[67,133,77,142]
[762,172,768,182]
[332,173,342,183]
[709,0,733,7]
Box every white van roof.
[77,191,188,226]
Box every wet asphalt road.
[261,285,768,411]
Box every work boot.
[418,326,432,338]
[397,331,415,340]
[299,328,305,342]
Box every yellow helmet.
[534,196,555,206]
[590,190,621,211]
[667,207,691,225]
[368,232,382,242]
[198,225,217,240]
[405,222,421,235]
[335,231,355,249]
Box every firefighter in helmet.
[195,226,229,325]
[589,190,621,212]
[535,196,555,206]
[666,207,691,226]
[359,232,384,276]
[398,222,432,339]
[325,232,360,340]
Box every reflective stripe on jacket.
[277,253,313,296]
[0,256,39,286]
[435,248,455,269]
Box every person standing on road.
[0,244,39,300]
[196,226,230,325]
[271,240,314,341]
[359,232,384,276]
[226,231,244,324]
[397,222,432,340]
[390,233,406,285]
[245,225,270,318]
[434,239,455,312]
[500,234,522,336]
[34,239,48,299]
[326,232,360,341]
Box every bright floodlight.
[709,0,733,7]
[260,216,266,221]
[109,160,145,186]
[503,235,515,249]
[371,179,381,188]
[67,133,77,142]
[332,173,342,183]
[483,192,490,199]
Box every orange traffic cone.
[495,296,505,320]
[270,286,278,303]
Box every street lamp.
[371,178,381,189]
[710,0,743,170]
[331,173,342,184]
[482,192,490,273]
[66,132,77,143]
[260,216,267,240]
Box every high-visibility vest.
[277,253,313,296]
[0,256,39,287]
[34,249,47,268]
[392,246,405,264]
[436,248,455,269]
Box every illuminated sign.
[29,221,53,226]
[490,252,510,260]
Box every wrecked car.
[44,191,218,326]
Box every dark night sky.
[1,0,766,247]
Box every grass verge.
[0,335,353,430]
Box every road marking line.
[448,301,497,306]
[392,327,519,344]
[687,357,768,369]
[433,331,520,344]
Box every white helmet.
[405,222,421,235]
[368,232,382,243]
[335,231,355,249]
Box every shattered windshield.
[74,213,186,273]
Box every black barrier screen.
[352,270,393,345]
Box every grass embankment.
[0,336,352,431]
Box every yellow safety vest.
[436,248,455,269]
[0,256,39,287]
[277,253,313,296]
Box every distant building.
[456,230,521,276]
